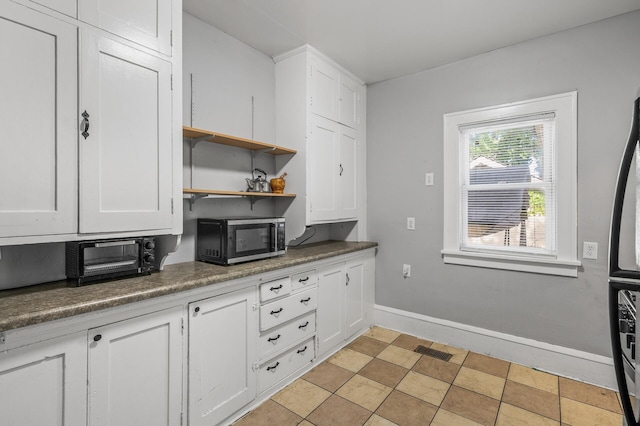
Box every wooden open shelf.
[183,188,296,198]
[183,126,296,155]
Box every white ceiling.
[183,0,640,84]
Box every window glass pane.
[460,117,555,255]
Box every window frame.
[442,92,580,277]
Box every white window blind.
[459,114,557,257]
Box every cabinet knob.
[93,334,102,342]
[194,307,200,313]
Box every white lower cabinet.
[188,287,258,426]
[87,307,183,426]
[0,332,87,426]
[0,248,374,426]
[317,252,375,357]
[259,337,315,394]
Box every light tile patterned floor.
[234,327,623,426]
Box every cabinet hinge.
[0,332,5,345]
[170,30,173,47]
[180,412,183,426]
[171,74,173,91]
[252,302,260,311]
[252,362,259,372]
[171,198,175,214]
[181,317,184,335]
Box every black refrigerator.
[610,94,640,426]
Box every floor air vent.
[414,345,453,362]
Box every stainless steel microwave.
[197,217,286,265]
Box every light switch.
[425,173,434,186]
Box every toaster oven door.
[82,240,141,277]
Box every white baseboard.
[373,304,618,390]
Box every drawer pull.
[266,362,279,372]
[298,277,309,283]
[300,297,311,303]
[270,284,283,291]
[267,334,281,343]
[270,308,283,315]
[297,346,308,354]
[298,321,309,329]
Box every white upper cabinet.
[309,54,362,130]
[0,2,77,239]
[275,45,366,235]
[25,0,77,17]
[79,0,172,56]
[0,1,179,244]
[308,116,359,223]
[79,31,173,233]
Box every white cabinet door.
[79,31,173,234]
[345,259,366,338]
[338,73,361,130]
[0,3,77,238]
[79,0,172,55]
[308,115,340,223]
[308,116,359,223]
[309,56,339,122]
[25,0,77,17]
[88,307,183,426]
[316,263,345,357]
[339,126,358,219]
[0,332,87,426]
[189,287,258,426]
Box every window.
[442,92,580,277]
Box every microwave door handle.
[94,240,137,248]
[270,223,276,251]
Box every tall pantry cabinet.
[0,0,182,244]
[275,45,366,240]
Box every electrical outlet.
[425,172,434,186]
[403,264,411,278]
[583,242,598,260]
[407,217,415,230]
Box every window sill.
[441,249,581,277]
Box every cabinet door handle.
[270,284,283,291]
[270,308,283,315]
[339,163,343,176]
[297,346,308,354]
[298,277,309,283]
[81,110,90,139]
[266,362,279,371]
[298,321,309,329]
[267,334,281,342]
[93,334,102,342]
[194,306,200,313]
[346,273,350,286]
[300,297,311,303]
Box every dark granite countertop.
[0,241,377,333]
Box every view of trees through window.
[465,122,550,251]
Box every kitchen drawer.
[291,269,318,293]
[258,312,316,360]
[259,277,291,303]
[259,338,315,394]
[260,287,317,331]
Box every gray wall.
[367,10,640,357]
